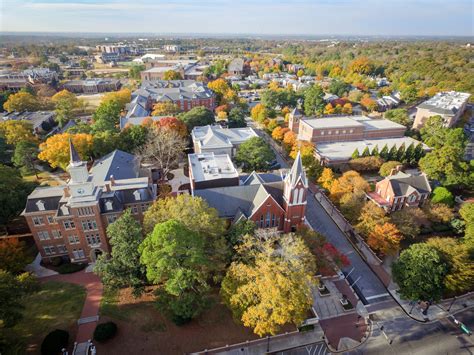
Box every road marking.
[366,293,390,300]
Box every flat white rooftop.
[302,115,406,131]
[188,152,238,183]
[418,91,471,114]
[316,137,430,162]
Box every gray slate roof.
[90,150,140,184]
[386,171,431,196]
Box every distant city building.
[163,44,181,53]
[23,142,157,264]
[194,153,308,233]
[125,80,216,119]
[140,59,201,80]
[191,125,258,158]
[0,68,58,91]
[367,168,431,212]
[228,58,246,76]
[0,111,56,134]
[413,91,471,129]
[62,78,121,94]
[289,111,429,165]
[188,152,240,191]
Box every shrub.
[93,322,118,342]
[349,156,384,172]
[379,161,402,177]
[431,187,454,207]
[41,329,69,355]
[50,256,63,267]
[57,263,87,274]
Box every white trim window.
[52,230,62,239]
[409,194,417,202]
[32,216,44,226]
[131,206,139,215]
[47,216,56,224]
[57,245,68,253]
[81,219,98,231]
[68,235,80,244]
[44,246,56,255]
[37,231,50,241]
[106,215,117,224]
[72,248,85,259]
[63,220,76,230]
[86,234,101,246]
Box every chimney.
[63,187,70,198]
[389,165,403,176]
[110,175,115,186]
[105,183,111,192]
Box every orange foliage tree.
[272,126,289,142]
[367,222,402,256]
[154,117,188,137]
[329,170,369,203]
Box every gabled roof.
[386,171,431,196]
[90,150,139,184]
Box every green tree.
[221,232,316,336]
[94,210,146,296]
[119,124,149,152]
[392,243,448,302]
[235,137,275,172]
[371,145,379,156]
[0,164,36,229]
[92,99,122,132]
[51,90,80,128]
[129,64,145,80]
[361,146,370,157]
[351,149,360,159]
[139,219,211,324]
[387,145,398,161]
[178,106,215,130]
[379,144,389,160]
[228,107,247,128]
[328,79,350,97]
[396,143,406,162]
[384,109,409,126]
[379,161,402,177]
[431,187,454,207]
[413,143,425,161]
[403,143,415,164]
[226,220,256,247]
[91,131,121,158]
[303,84,325,116]
[12,141,39,176]
[459,203,474,247]
[400,85,418,103]
[0,238,28,274]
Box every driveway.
[306,196,389,304]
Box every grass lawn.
[12,281,86,353]
[22,171,63,187]
[96,287,265,355]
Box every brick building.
[194,152,308,233]
[22,141,157,264]
[366,167,431,213]
[62,78,121,94]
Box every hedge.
[93,322,118,342]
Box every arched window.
[266,212,271,227]
[293,189,298,203]
[260,215,264,228]
[271,214,275,227]
[298,188,305,204]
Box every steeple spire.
[69,138,81,166]
[287,151,307,187]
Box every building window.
[44,246,56,255]
[32,216,44,226]
[260,215,264,228]
[81,219,98,231]
[86,234,101,246]
[68,235,80,244]
[271,214,276,227]
[328,131,332,135]
[349,129,354,133]
[265,212,271,227]
[141,204,149,213]
[132,206,139,214]
[72,249,85,259]
[320,131,325,135]
[342,130,346,134]
[52,230,62,239]
[37,231,50,241]
[47,216,56,224]
[335,130,339,134]
[78,207,94,216]
[63,220,76,230]
[106,215,117,224]
[409,194,416,202]
[57,245,68,253]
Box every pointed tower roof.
[69,138,82,167]
[291,107,302,116]
[287,151,307,187]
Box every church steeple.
[67,139,89,184]
[285,151,307,188]
[69,138,82,167]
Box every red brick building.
[22,141,157,263]
[366,168,431,213]
[194,152,308,233]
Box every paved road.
[352,305,474,354]
[306,195,389,304]
[272,342,330,355]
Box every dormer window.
[105,200,113,211]
[36,200,45,211]
[133,190,141,201]
[60,205,70,216]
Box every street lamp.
[448,296,457,312]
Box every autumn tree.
[368,222,402,256]
[0,121,37,145]
[221,232,316,336]
[349,57,374,75]
[94,210,146,296]
[0,238,28,274]
[151,102,181,116]
[390,209,422,240]
[329,170,369,203]
[379,161,402,177]
[163,70,182,80]
[356,202,389,237]
[282,130,296,152]
[272,126,289,142]
[425,202,454,224]
[250,103,267,123]
[101,88,132,110]
[3,92,41,112]
[154,116,187,137]
[426,237,474,296]
[360,95,377,112]
[38,133,93,170]
[136,127,187,179]
[318,167,335,190]
[140,219,211,324]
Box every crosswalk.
[272,342,330,355]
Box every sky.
[1,0,473,36]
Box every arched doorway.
[90,248,103,262]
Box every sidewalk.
[25,253,58,278]
[388,281,474,322]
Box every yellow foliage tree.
[290,141,314,161]
[318,168,334,190]
[342,102,353,114]
[207,78,230,97]
[268,81,280,91]
[38,133,94,170]
[367,222,402,255]
[250,103,267,123]
[0,121,37,145]
[356,202,389,237]
[101,88,132,109]
[324,103,334,115]
[151,102,180,116]
[221,232,316,336]
[282,130,296,148]
[163,70,182,80]
[271,126,289,142]
[3,92,41,112]
[329,170,369,203]
[217,111,228,120]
